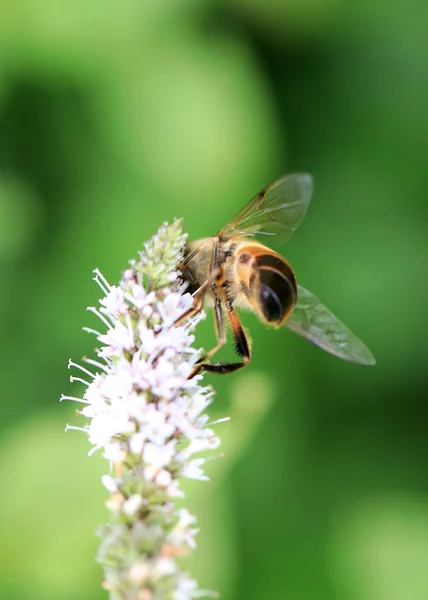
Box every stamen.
[93,268,111,294]
[204,452,224,463]
[83,357,110,373]
[188,348,205,366]
[95,351,113,367]
[60,394,89,404]
[65,424,89,433]
[83,327,103,337]
[185,314,205,333]
[87,306,114,330]
[206,417,230,427]
[69,375,90,385]
[93,276,108,295]
[124,292,149,309]
[68,359,95,379]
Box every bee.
[175,173,375,375]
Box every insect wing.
[285,286,375,365]
[218,173,313,243]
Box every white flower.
[144,356,188,400]
[129,432,145,454]
[123,494,143,516]
[155,469,172,487]
[166,479,185,498]
[128,562,151,585]
[99,285,128,316]
[103,441,128,462]
[139,404,175,446]
[174,575,198,600]
[182,458,208,481]
[139,323,195,357]
[98,363,135,400]
[157,292,193,327]
[106,493,125,512]
[154,557,176,576]
[168,508,198,550]
[102,474,120,493]
[127,285,155,310]
[98,320,135,352]
[143,440,176,470]
[64,220,224,600]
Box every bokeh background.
[1,1,428,599]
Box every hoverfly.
[175,174,375,375]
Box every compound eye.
[258,266,296,325]
[260,284,283,323]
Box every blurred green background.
[1,1,428,599]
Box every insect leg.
[187,299,227,377]
[204,300,227,359]
[194,306,251,375]
[172,268,221,327]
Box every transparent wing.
[218,173,313,243]
[286,286,376,365]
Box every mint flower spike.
[63,220,223,600]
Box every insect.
[175,173,375,375]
